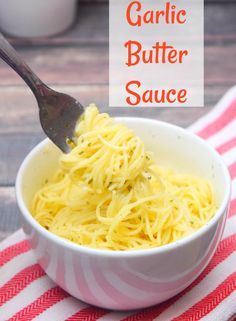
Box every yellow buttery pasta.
[31,105,216,251]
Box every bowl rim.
[15,117,231,258]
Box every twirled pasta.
[31,105,216,250]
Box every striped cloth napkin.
[1,87,236,321]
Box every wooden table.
[0,2,236,240]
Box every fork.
[0,33,84,153]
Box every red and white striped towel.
[1,88,236,321]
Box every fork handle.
[0,33,49,98]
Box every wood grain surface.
[0,3,236,240]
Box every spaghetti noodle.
[31,105,216,250]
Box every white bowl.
[16,118,231,310]
[0,0,77,38]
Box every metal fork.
[0,33,84,153]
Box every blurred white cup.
[0,0,77,37]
